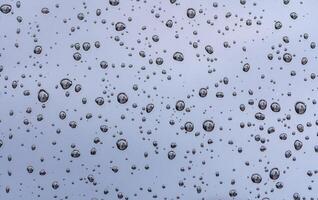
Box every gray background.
[1,0,318,199]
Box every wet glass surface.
[1,0,318,199]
